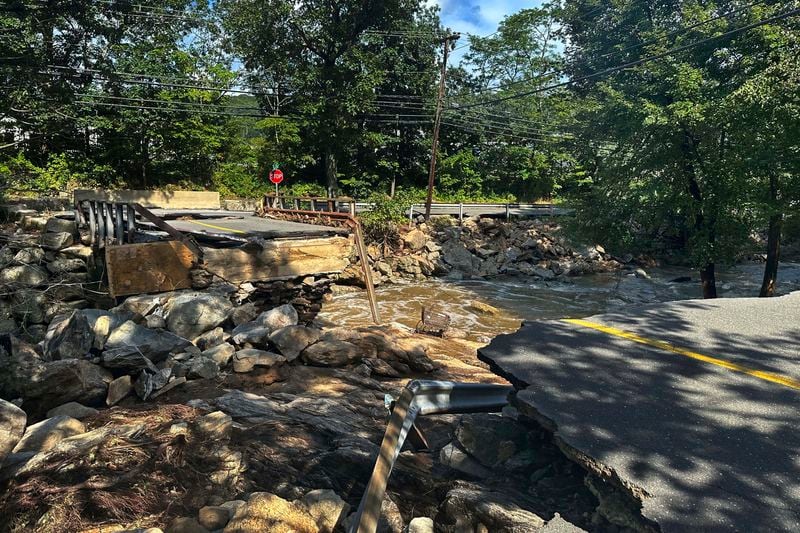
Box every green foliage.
[211,162,267,199]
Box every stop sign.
[269,169,284,184]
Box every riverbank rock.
[23,359,113,414]
[106,375,133,405]
[0,399,26,465]
[301,340,360,367]
[164,292,233,339]
[437,481,545,532]
[12,415,85,454]
[269,325,321,360]
[224,492,318,533]
[256,304,299,331]
[0,264,48,286]
[42,310,94,360]
[233,349,285,373]
[45,402,98,420]
[299,489,349,533]
[105,320,190,362]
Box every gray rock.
[13,415,85,454]
[145,315,166,329]
[113,294,163,318]
[46,256,85,275]
[106,375,133,406]
[299,489,350,533]
[230,302,259,326]
[0,398,26,465]
[301,340,361,367]
[439,442,492,478]
[406,517,434,533]
[634,268,650,279]
[439,481,545,532]
[202,343,235,366]
[45,402,98,420]
[167,517,209,533]
[42,311,94,360]
[40,231,73,251]
[232,349,285,373]
[194,326,228,351]
[44,217,77,235]
[21,359,113,415]
[105,320,190,362]
[187,357,219,380]
[11,289,46,324]
[441,240,476,274]
[230,321,270,346]
[134,368,171,400]
[269,325,321,361]
[79,309,130,350]
[12,247,44,265]
[255,304,298,332]
[163,292,233,339]
[149,376,186,399]
[0,264,48,286]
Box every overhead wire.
[449,5,800,110]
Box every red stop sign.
[269,169,284,184]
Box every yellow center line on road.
[185,219,248,234]
[562,318,800,391]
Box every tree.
[219,0,442,195]
[560,1,794,298]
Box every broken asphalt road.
[479,292,800,532]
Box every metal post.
[424,34,460,221]
[409,204,414,223]
[127,204,136,243]
[87,201,97,246]
[458,203,463,224]
[114,203,124,245]
[506,203,510,220]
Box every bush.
[211,162,267,199]
[0,152,108,195]
[359,189,419,246]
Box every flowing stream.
[320,262,800,342]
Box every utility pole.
[424,33,459,221]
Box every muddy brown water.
[320,262,800,343]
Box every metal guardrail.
[75,200,203,258]
[264,193,356,214]
[407,202,558,222]
[349,380,513,533]
[260,203,381,325]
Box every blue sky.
[427,0,545,62]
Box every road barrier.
[349,380,513,533]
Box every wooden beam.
[106,241,195,297]
[201,236,353,284]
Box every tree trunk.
[700,263,717,299]
[759,213,782,297]
[325,148,337,196]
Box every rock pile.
[342,216,622,285]
[0,216,100,341]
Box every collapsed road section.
[479,293,800,532]
[73,194,355,299]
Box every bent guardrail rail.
[349,380,513,533]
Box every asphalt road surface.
[479,293,800,532]
[145,209,345,240]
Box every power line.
[470,0,770,95]
[451,6,800,110]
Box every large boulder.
[12,415,85,454]
[44,217,77,235]
[12,247,44,265]
[441,240,476,274]
[78,309,131,350]
[100,346,159,375]
[106,375,133,406]
[40,231,73,251]
[224,492,318,533]
[230,302,259,326]
[255,304,298,332]
[231,321,270,346]
[105,320,190,362]
[11,289,46,324]
[301,340,360,368]
[269,325,321,361]
[0,264,48,286]
[403,229,429,251]
[42,311,94,360]
[437,481,544,533]
[23,359,113,415]
[164,292,233,339]
[0,399,26,465]
[45,402,98,420]
[232,349,285,373]
[298,489,349,533]
[0,335,44,400]
[202,343,235,366]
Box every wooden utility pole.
[424,34,459,221]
